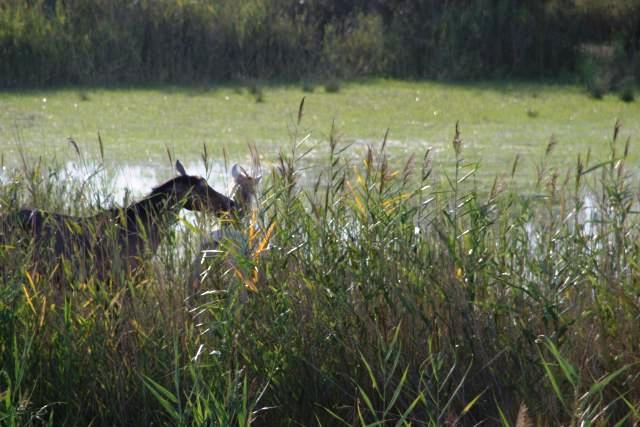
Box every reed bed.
[1,110,639,426]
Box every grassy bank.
[2,80,640,184]
[1,109,639,425]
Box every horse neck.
[125,191,182,245]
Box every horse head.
[151,161,235,215]
[231,163,261,215]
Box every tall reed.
[1,117,639,425]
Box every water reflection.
[63,160,233,201]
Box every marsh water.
[2,81,640,200]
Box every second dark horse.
[2,161,235,284]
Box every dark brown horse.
[1,161,235,283]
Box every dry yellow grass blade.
[515,403,533,427]
[130,319,149,339]
[346,181,366,216]
[254,220,276,258]
[382,192,412,212]
[248,209,258,247]
[47,263,60,282]
[227,218,276,293]
[251,266,260,289]
[22,282,37,315]
[25,270,38,294]
[233,267,258,293]
[38,295,47,329]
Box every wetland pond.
[1,79,639,195]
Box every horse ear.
[176,160,187,176]
[231,164,241,180]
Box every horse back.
[4,208,94,254]
[1,208,42,238]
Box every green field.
[1,80,638,182]
[2,81,640,425]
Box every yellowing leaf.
[25,270,37,294]
[248,210,258,247]
[254,221,276,258]
[39,296,47,329]
[22,283,36,315]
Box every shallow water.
[2,81,639,185]
[62,159,235,200]
[0,158,245,235]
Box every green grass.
[1,80,639,182]
[1,86,640,426]
[1,106,640,425]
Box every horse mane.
[142,174,235,215]
[149,175,198,196]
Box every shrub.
[618,76,635,102]
[2,0,640,86]
[323,79,340,93]
[301,80,315,93]
[322,12,386,79]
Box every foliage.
[1,109,640,424]
[1,0,640,87]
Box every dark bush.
[1,0,639,87]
